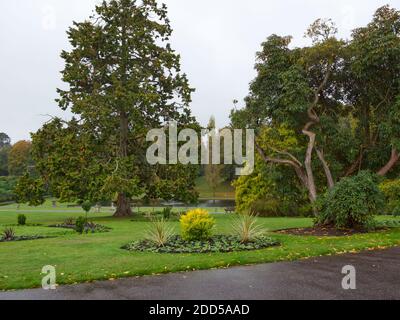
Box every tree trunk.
[302,129,318,205]
[316,148,335,189]
[114,193,132,217]
[377,148,399,177]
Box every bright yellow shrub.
[180,209,215,241]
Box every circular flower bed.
[122,235,279,254]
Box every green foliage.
[8,141,33,176]
[230,5,400,211]
[233,172,274,214]
[14,174,45,206]
[25,0,199,215]
[0,146,10,177]
[81,201,93,214]
[123,235,279,254]
[17,214,27,226]
[378,220,400,228]
[233,154,309,217]
[75,216,87,234]
[316,171,385,229]
[0,133,11,149]
[379,179,400,215]
[0,176,17,203]
[162,207,173,220]
[232,214,264,243]
[145,218,174,247]
[180,209,215,241]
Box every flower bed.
[122,235,279,254]
[0,235,50,243]
[49,223,112,234]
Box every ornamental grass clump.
[232,213,264,243]
[2,228,15,241]
[180,209,215,241]
[145,218,174,247]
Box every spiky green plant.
[145,218,174,247]
[2,228,15,241]
[232,213,264,243]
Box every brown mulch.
[275,226,372,237]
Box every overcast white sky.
[1,0,399,142]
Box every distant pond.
[132,199,236,208]
[161,199,235,208]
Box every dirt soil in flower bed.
[275,226,375,237]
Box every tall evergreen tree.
[23,0,196,216]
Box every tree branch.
[316,148,335,188]
[377,148,399,176]
[255,142,308,188]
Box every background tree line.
[0,132,33,203]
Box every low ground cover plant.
[123,235,279,254]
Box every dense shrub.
[379,179,400,215]
[17,214,26,226]
[81,201,92,215]
[180,209,215,241]
[75,216,87,234]
[316,171,384,229]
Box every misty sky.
[1,0,399,142]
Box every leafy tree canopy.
[18,0,198,216]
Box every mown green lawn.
[0,202,399,291]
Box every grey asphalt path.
[1,247,400,300]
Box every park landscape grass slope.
[0,201,399,291]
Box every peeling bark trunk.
[377,148,399,177]
[302,129,318,204]
[114,193,133,217]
